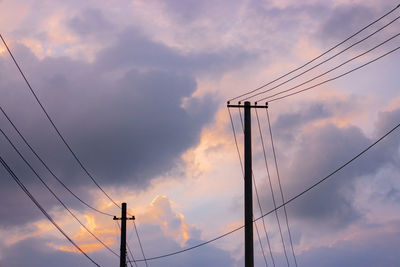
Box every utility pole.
[227,101,268,267]
[113,203,135,267]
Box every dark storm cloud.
[0,70,208,223]
[0,15,257,229]
[0,4,260,227]
[1,19,246,193]
[64,69,215,186]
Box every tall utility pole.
[244,101,253,267]
[227,101,268,267]
[113,203,135,267]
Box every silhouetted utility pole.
[114,203,135,267]
[227,101,268,267]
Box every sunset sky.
[1,0,400,266]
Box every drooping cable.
[133,221,149,267]
[0,34,121,210]
[0,105,114,217]
[257,33,400,102]
[126,254,134,267]
[242,17,400,101]
[237,108,275,266]
[255,108,289,267]
[266,45,400,103]
[228,3,400,102]
[266,109,298,266]
[0,128,119,257]
[0,155,101,267]
[127,239,138,267]
[132,114,400,262]
[228,108,270,267]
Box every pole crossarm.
[113,216,135,221]
[227,102,268,109]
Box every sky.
[0,0,400,266]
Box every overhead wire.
[238,108,275,267]
[0,105,114,217]
[255,108,289,266]
[241,15,400,101]
[127,254,134,267]
[1,5,398,266]
[131,106,400,262]
[133,221,149,267]
[228,3,400,102]
[0,33,149,267]
[0,33,121,210]
[265,45,400,103]
[228,108,271,267]
[127,236,138,267]
[257,32,400,102]
[266,108,298,267]
[0,128,119,258]
[0,155,101,267]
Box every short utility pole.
[227,101,268,267]
[113,203,135,267]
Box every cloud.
[67,8,114,37]
[95,26,255,76]
[0,29,218,192]
[298,220,400,267]
[0,22,224,230]
[253,102,400,234]
[127,195,235,267]
[0,236,117,267]
[314,2,398,48]
[285,119,398,228]
[137,195,200,245]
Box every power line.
[133,221,149,267]
[257,32,400,102]
[265,45,400,103]
[127,237,138,267]
[228,108,272,267]
[0,127,119,258]
[254,216,270,267]
[131,112,400,262]
[255,108,288,267]
[0,105,114,217]
[228,3,400,102]
[242,15,400,101]
[126,254,134,267]
[0,34,151,267]
[0,33,121,210]
[266,108,298,267]
[0,155,101,267]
